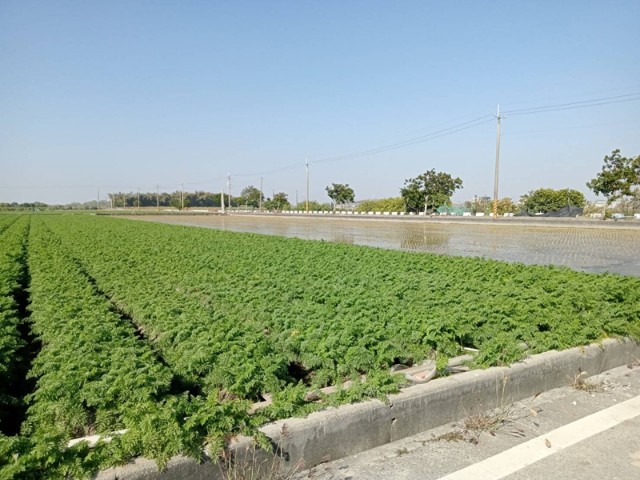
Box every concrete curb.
[95,338,640,479]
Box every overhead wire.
[233,162,303,177]
[503,92,640,116]
[4,90,639,196]
[311,114,494,165]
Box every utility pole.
[97,187,100,210]
[181,183,184,210]
[227,172,231,209]
[156,184,160,211]
[122,192,126,209]
[305,158,310,213]
[221,185,225,214]
[492,105,502,220]
[259,176,263,212]
[295,189,298,207]
[137,187,140,210]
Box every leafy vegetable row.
[0,215,20,237]
[26,219,175,437]
[2,218,172,477]
[2,218,261,479]
[43,215,640,397]
[3,213,640,479]
[0,216,29,432]
[43,217,293,400]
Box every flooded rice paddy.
[134,215,640,277]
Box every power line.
[113,91,640,186]
[4,90,639,198]
[311,114,494,165]
[217,115,496,183]
[0,184,157,190]
[233,162,303,177]
[503,92,640,116]
[499,84,640,109]
[502,118,640,137]
[183,175,227,186]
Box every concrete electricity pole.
[259,176,263,212]
[137,187,140,210]
[97,187,100,210]
[305,158,310,213]
[181,183,184,210]
[492,105,503,219]
[221,185,225,214]
[227,172,231,209]
[156,184,160,211]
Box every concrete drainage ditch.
[92,338,640,480]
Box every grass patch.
[570,371,603,393]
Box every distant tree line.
[3,149,637,215]
[107,191,226,209]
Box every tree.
[325,183,355,212]
[239,185,264,208]
[356,197,405,213]
[520,188,586,214]
[587,149,640,206]
[264,192,290,211]
[465,197,518,215]
[495,198,518,215]
[170,197,182,210]
[400,169,463,214]
[294,200,332,211]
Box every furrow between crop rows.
[43,216,296,401]
[24,218,174,438]
[1,219,278,478]
[36,222,204,398]
[0,215,20,238]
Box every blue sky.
[1,1,639,204]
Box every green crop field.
[1,214,639,478]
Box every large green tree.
[264,192,290,211]
[520,188,586,214]
[239,185,264,208]
[325,183,355,212]
[587,149,640,205]
[400,169,463,214]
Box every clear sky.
[1,0,639,205]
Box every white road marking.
[439,394,640,480]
